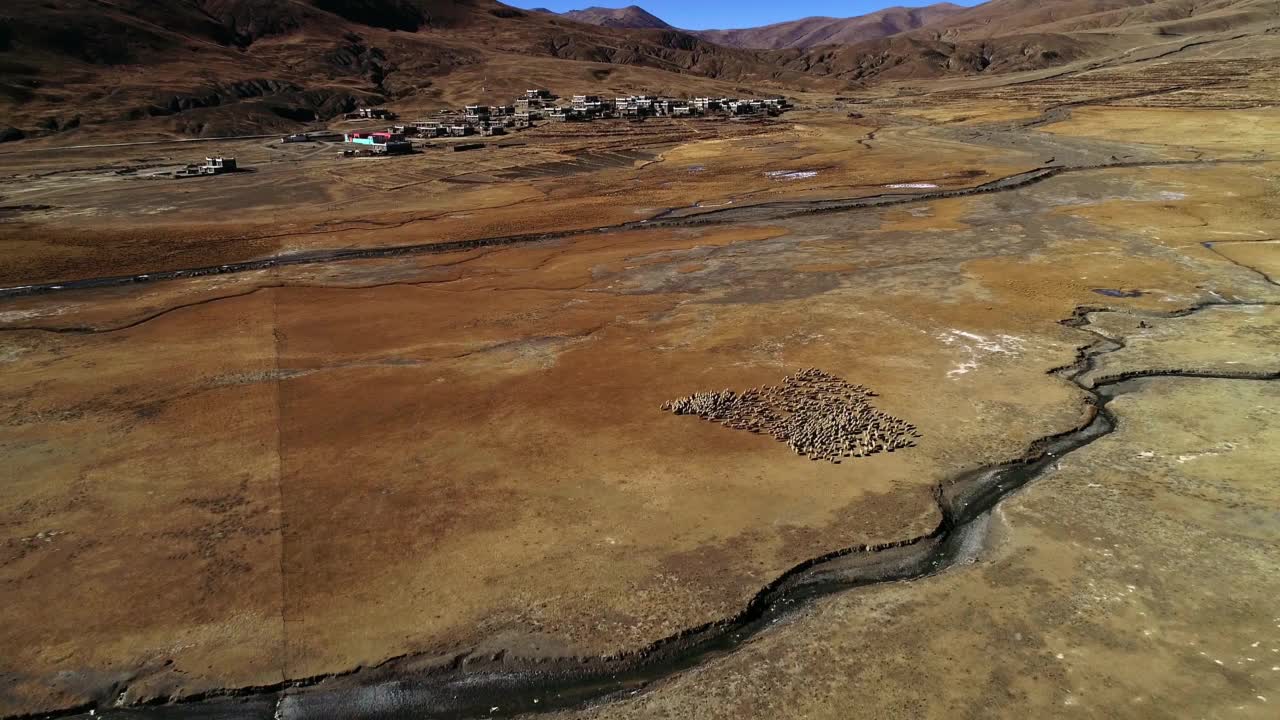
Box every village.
[178,90,791,173]
[331,89,791,155]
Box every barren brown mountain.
[0,0,1276,143]
[0,0,823,142]
[694,3,966,49]
[766,31,1111,82]
[556,5,674,28]
[915,0,1280,38]
[759,0,1278,85]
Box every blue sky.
[508,1,985,31]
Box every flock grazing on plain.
[662,368,921,462]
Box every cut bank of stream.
[39,300,1277,720]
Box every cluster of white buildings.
[329,88,791,155]
[412,89,790,131]
[537,91,790,122]
[174,156,238,177]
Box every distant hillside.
[765,31,1109,81]
[0,0,824,141]
[916,0,1280,38]
[0,0,1274,143]
[696,4,966,49]
[559,5,672,29]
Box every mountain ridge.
[1,0,1274,142]
[557,5,673,28]
[693,4,968,49]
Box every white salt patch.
[939,330,1027,378]
[939,329,1026,354]
[887,182,939,189]
[1158,191,1187,200]
[0,307,69,322]
[1176,442,1235,463]
[764,170,818,181]
[0,345,32,364]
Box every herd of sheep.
[662,368,920,463]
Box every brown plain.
[1,10,1280,719]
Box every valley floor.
[1,45,1278,719]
